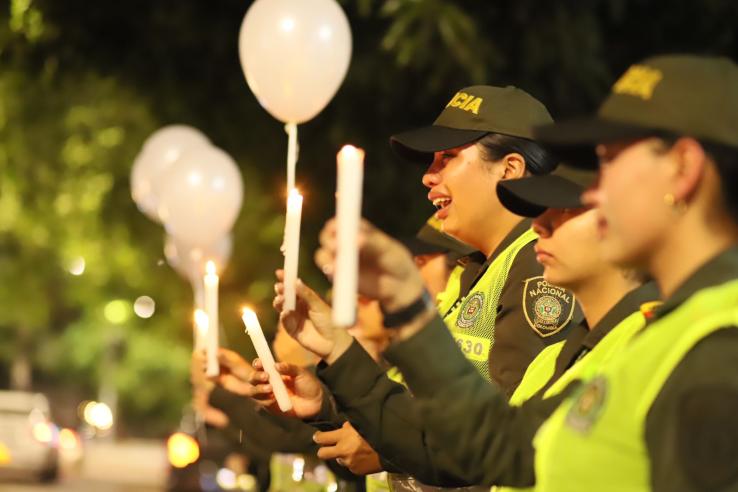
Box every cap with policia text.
[496,165,597,217]
[534,55,738,167]
[391,85,554,164]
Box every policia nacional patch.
[522,276,575,337]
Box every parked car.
[0,390,59,482]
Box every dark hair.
[476,133,558,175]
[654,135,738,222]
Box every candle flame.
[194,309,208,335]
[287,188,303,211]
[241,306,258,327]
[338,144,365,161]
[205,260,216,275]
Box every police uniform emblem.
[522,276,575,337]
[566,376,608,433]
[456,292,484,329]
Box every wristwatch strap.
[381,290,434,328]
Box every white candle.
[283,189,303,312]
[203,261,220,377]
[193,309,208,352]
[333,145,365,327]
[241,307,293,413]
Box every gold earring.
[664,193,687,213]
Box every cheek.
[448,166,496,213]
[555,216,602,273]
[599,164,670,264]
[601,162,655,225]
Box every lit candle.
[333,145,365,327]
[283,189,303,312]
[241,307,293,413]
[203,261,219,377]
[193,309,208,352]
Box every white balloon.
[131,125,210,222]
[239,0,352,124]
[164,234,233,282]
[158,146,243,247]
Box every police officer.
[389,85,579,394]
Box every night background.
[0,0,736,478]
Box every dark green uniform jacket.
[382,247,738,491]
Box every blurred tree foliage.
[0,0,735,435]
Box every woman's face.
[532,208,602,289]
[582,138,674,269]
[422,143,504,247]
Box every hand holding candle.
[241,307,293,413]
[203,261,220,377]
[332,145,365,327]
[282,189,303,312]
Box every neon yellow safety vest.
[437,264,465,316]
[444,229,538,381]
[496,308,650,492]
[507,341,565,406]
[533,279,738,492]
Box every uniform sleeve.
[645,328,738,492]
[209,386,319,454]
[490,242,579,397]
[317,340,465,486]
[384,315,572,487]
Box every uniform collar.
[582,281,660,349]
[459,219,533,297]
[490,219,534,262]
[652,245,738,321]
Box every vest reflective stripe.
[445,229,539,381]
[508,341,565,406]
[534,279,738,492]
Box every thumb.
[296,279,326,307]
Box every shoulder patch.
[566,376,608,433]
[522,276,575,337]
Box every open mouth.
[432,197,452,219]
[432,197,452,211]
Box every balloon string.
[286,122,299,192]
